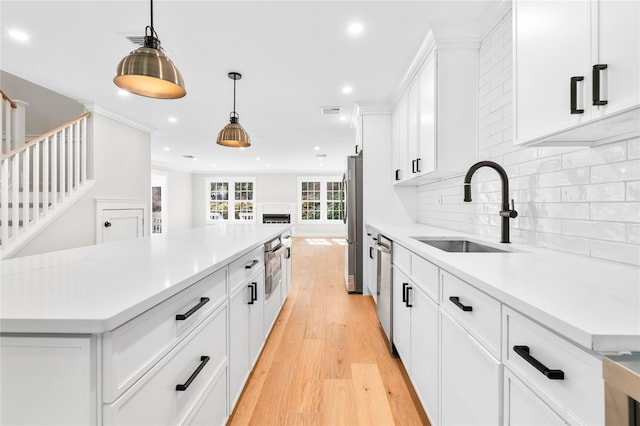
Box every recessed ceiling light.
[118,89,130,97]
[314,146,320,150]
[8,29,29,42]
[266,163,271,167]
[163,146,170,151]
[168,117,177,123]
[239,147,245,151]
[256,157,261,161]
[348,22,364,35]
[342,86,353,94]
[339,116,347,122]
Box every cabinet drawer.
[411,254,438,302]
[102,268,227,403]
[440,270,501,358]
[229,246,264,293]
[503,307,603,425]
[504,368,566,426]
[393,244,411,274]
[103,304,228,426]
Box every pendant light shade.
[113,0,186,99]
[217,72,251,148]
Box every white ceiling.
[1,1,502,173]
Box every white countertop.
[0,224,290,334]
[368,222,640,353]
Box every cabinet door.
[229,284,251,406]
[441,311,502,426]
[392,266,411,365]
[367,234,378,302]
[188,366,228,426]
[392,96,409,181]
[407,79,420,176]
[249,271,265,366]
[0,336,96,426]
[410,286,439,424]
[504,369,567,426]
[595,0,640,116]
[418,53,436,175]
[514,0,591,144]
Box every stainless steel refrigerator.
[344,151,363,293]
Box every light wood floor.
[228,237,430,426]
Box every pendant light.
[113,0,186,99]
[217,72,251,148]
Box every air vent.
[316,154,327,158]
[182,155,196,159]
[125,35,145,46]
[320,106,342,115]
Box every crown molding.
[80,102,156,134]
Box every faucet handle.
[509,199,518,218]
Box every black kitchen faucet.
[463,161,518,244]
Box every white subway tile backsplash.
[591,202,640,223]
[628,137,640,159]
[538,233,590,256]
[628,224,640,244]
[415,10,639,266]
[627,181,640,201]
[562,142,627,168]
[591,159,640,183]
[538,168,590,187]
[562,220,627,242]
[562,182,625,202]
[590,240,640,266]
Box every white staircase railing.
[1,90,27,155]
[0,112,92,258]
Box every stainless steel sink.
[413,237,511,253]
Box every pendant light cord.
[150,0,154,31]
[233,78,237,116]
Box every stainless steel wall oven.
[264,236,286,299]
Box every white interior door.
[101,209,144,244]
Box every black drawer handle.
[176,356,210,391]
[176,297,210,320]
[245,259,259,269]
[369,246,374,259]
[402,283,409,303]
[570,76,584,114]
[395,169,401,181]
[416,158,421,173]
[449,296,473,312]
[251,282,258,302]
[286,247,291,259]
[592,64,608,106]
[412,159,417,174]
[248,284,255,304]
[405,286,413,308]
[513,346,564,380]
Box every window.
[298,176,344,223]
[205,177,255,222]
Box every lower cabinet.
[440,310,502,426]
[503,369,566,426]
[392,266,439,423]
[187,365,228,426]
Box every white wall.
[152,167,194,232]
[15,112,151,256]
[192,172,345,236]
[416,9,640,266]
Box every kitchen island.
[368,221,640,426]
[0,223,291,425]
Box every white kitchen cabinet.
[440,309,502,426]
[391,252,439,424]
[366,231,378,301]
[504,369,566,426]
[249,271,266,366]
[392,34,478,184]
[0,335,97,426]
[514,0,640,146]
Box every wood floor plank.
[351,363,396,426]
[229,237,429,426]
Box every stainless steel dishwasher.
[376,234,393,353]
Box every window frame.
[204,176,257,223]
[297,176,344,224]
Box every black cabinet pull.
[355,145,360,154]
[286,247,291,259]
[513,346,564,380]
[449,296,472,312]
[402,283,409,303]
[248,284,255,304]
[369,247,374,259]
[592,64,608,106]
[251,282,258,302]
[176,297,210,320]
[245,259,259,269]
[411,159,417,173]
[570,76,584,114]
[395,169,401,181]
[104,221,112,228]
[416,158,421,173]
[405,286,413,308]
[176,356,210,391]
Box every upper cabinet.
[514,0,640,146]
[392,34,479,185]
